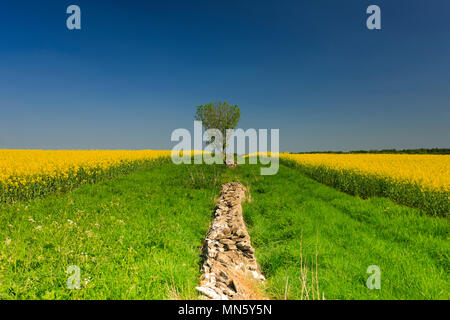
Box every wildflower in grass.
[84,277,92,287]
[85,230,95,238]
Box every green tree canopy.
[195,101,241,155]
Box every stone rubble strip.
[196,182,266,300]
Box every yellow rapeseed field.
[0,149,171,202]
[280,153,449,216]
[281,153,449,192]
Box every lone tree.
[195,101,241,157]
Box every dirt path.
[196,182,267,300]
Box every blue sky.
[0,0,449,151]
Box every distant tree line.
[289,148,450,155]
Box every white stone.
[195,286,221,299]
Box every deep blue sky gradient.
[0,0,449,151]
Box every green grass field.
[0,162,224,299]
[226,164,449,300]
[0,162,448,299]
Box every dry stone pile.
[196,182,266,300]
